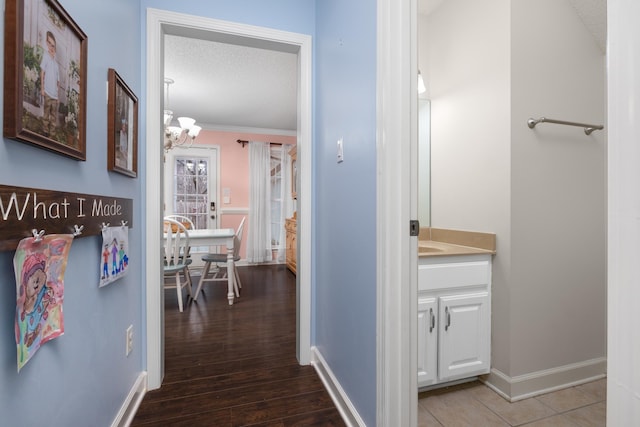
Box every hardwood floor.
[131,264,345,427]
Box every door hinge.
[410,220,420,236]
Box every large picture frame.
[107,68,138,178]
[3,0,87,160]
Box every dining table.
[170,227,237,305]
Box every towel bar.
[527,117,604,135]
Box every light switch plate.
[337,138,344,163]
[126,325,133,356]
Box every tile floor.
[418,378,606,426]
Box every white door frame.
[145,8,312,389]
[376,0,417,425]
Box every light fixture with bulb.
[163,77,202,151]
[418,70,427,94]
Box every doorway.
[145,9,312,389]
[164,145,220,268]
[164,145,219,230]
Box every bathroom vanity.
[417,229,496,389]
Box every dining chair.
[196,216,246,299]
[164,214,195,230]
[163,218,193,312]
[164,214,195,270]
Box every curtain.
[246,141,273,262]
[275,145,294,262]
[246,142,295,264]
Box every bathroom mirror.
[418,98,431,227]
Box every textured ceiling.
[419,0,607,53]
[164,34,298,135]
[418,0,445,16]
[566,0,607,53]
[166,1,605,135]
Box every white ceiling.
[164,1,605,136]
[418,0,606,52]
[566,0,607,53]
[164,33,298,135]
[418,0,445,16]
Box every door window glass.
[173,156,208,229]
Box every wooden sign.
[0,184,133,251]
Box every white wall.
[423,0,607,399]
[422,0,513,372]
[510,0,606,378]
[607,0,640,424]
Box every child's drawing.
[99,225,129,287]
[14,234,73,371]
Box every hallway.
[132,264,345,426]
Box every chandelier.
[164,78,201,151]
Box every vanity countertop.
[419,228,496,258]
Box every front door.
[164,145,219,267]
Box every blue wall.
[0,1,143,426]
[315,0,377,425]
[139,0,378,424]
[0,0,380,424]
[139,0,315,35]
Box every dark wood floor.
[131,264,346,427]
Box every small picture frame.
[3,0,87,160]
[107,68,138,178]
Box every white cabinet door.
[438,292,490,382]
[417,296,437,387]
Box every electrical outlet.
[126,325,133,356]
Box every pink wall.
[193,130,296,259]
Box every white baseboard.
[482,357,606,402]
[111,371,148,427]
[311,347,366,427]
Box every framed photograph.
[107,68,138,178]
[3,0,87,160]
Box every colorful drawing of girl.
[17,253,52,348]
[14,235,71,371]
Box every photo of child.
[107,68,137,176]
[115,118,129,170]
[12,0,87,159]
[113,78,135,173]
[40,31,60,137]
